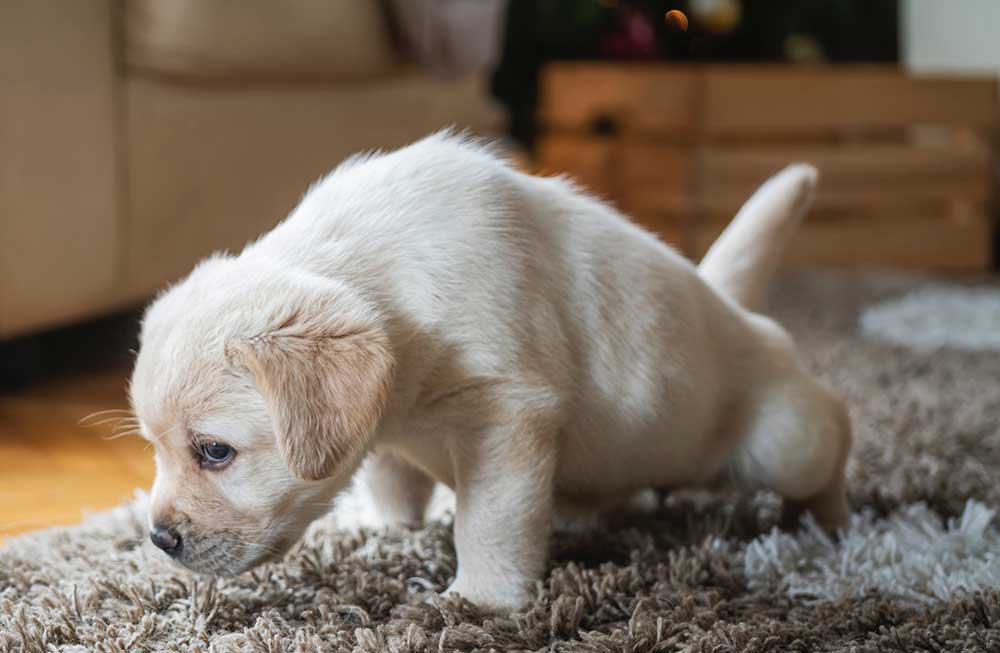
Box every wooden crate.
[538,63,998,271]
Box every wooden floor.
[0,313,154,542]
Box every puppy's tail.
[697,164,818,313]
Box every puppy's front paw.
[442,575,532,612]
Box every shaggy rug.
[2,271,999,653]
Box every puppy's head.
[130,256,394,575]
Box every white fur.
[131,132,849,610]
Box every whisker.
[217,545,243,568]
[227,538,282,556]
[81,417,117,428]
[82,414,144,442]
[109,423,142,434]
[143,424,182,450]
[102,429,144,441]
[202,543,243,571]
[222,516,289,557]
[77,408,135,426]
[224,521,280,536]
[81,408,134,418]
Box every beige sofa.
[0,1,501,339]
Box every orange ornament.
[664,9,689,32]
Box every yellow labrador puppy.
[131,132,849,610]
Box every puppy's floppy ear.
[225,315,395,481]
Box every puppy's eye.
[198,441,236,469]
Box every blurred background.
[1,0,997,537]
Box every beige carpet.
[2,271,999,652]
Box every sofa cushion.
[123,74,504,294]
[125,0,402,82]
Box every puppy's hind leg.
[730,378,851,533]
[360,450,436,528]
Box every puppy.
[131,132,850,610]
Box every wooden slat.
[699,142,992,212]
[536,135,619,198]
[616,142,991,215]
[620,143,692,193]
[540,64,996,137]
[537,63,996,272]
[692,211,993,271]
[618,143,692,214]
[700,142,990,185]
[540,64,698,133]
[537,137,694,212]
[704,67,998,135]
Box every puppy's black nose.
[150,526,182,557]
